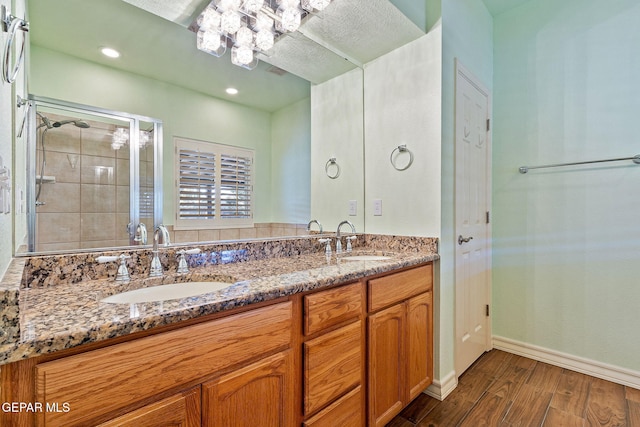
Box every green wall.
[441,0,494,379]
[271,97,311,223]
[492,0,640,371]
[29,46,310,226]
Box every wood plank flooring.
[388,350,640,427]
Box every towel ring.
[1,6,29,84]
[325,157,341,179]
[390,145,414,171]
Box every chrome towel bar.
[519,154,640,174]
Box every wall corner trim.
[423,370,458,401]
[493,335,640,390]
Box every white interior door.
[454,60,492,376]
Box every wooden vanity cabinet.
[1,262,434,427]
[367,264,433,427]
[33,301,293,427]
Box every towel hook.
[325,157,340,179]
[390,145,414,171]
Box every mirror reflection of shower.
[35,111,90,206]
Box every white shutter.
[220,153,252,219]
[178,148,216,220]
[174,138,253,229]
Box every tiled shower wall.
[34,114,154,251]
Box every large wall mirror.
[15,0,426,255]
[19,96,162,253]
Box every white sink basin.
[342,255,392,261]
[101,281,234,304]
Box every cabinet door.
[202,351,294,427]
[407,292,433,401]
[96,387,200,427]
[368,303,405,427]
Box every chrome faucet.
[306,219,323,233]
[149,225,170,277]
[335,220,356,255]
[96,254,131,284]
[134,222,147,245]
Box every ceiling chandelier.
[195,0,334,70]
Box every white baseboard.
[493,335,640,390]
[424,370,458,401]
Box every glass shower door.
[25,97,162,253]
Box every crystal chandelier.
[196,0,334,70]
[111,127,152,150]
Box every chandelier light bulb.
[276,6,301,32]
[231,45,254,65]
[221,10,242,34]
[198,6,221,31]
[277,0,300,7]
[235,26,254,47]
[216,0,241,11]
[255,29,274,51]
[242,0,264,13]
[197,30,226,56]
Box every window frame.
[174,137,254,230]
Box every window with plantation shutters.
[175,137,253,229]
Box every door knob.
[458,235,474,245]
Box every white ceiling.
[28,0,425,112]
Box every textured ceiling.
[28,0,425,111]
[122,0,205,27]
[261,0,424,83]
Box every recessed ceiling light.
[100,47,120,58]
[226,87,239,95]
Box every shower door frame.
[26,95,163,253]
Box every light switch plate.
[348,200,357,216]
[373,199,382,216]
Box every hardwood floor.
[388,350,640,427]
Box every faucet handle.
[318,238,332,256]
[115,254,132,284]
[96,254,131,284]
[176,248,201,274]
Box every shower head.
[52,120,90,129]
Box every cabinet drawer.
[304,321,362,415]
[96,387,200,427]
[304,282,362,335]
[368,264,433,312]
[36,301,292,427]
[303,386,362,427]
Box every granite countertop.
[0,236,439,366]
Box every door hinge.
[486,304,490,317]
[486,119,490,131]
[486,211,490,224]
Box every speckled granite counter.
[0,235,438,365]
